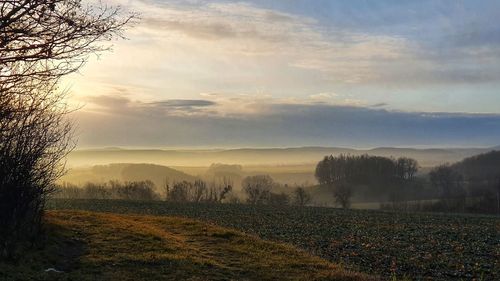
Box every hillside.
[61,162,317,188]
[452,150,500,179]
[60,163,197,187]
[0,211,372,281]
[48,200,500,280]
[67,146,498,168]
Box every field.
[0,210,370,281]
[49,199,500,280]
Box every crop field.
[49,199,500,280]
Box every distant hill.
[452,150,500,180]
[67,146,500,168]
[60,163,197,188]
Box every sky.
[64,0,500,148]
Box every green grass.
[48,199,500,280]
[0,210,372,281]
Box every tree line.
[55,151,500,215]
[241,175,311,206]
[426,151,500,214]
[56,181,159,201]
[315,152,500,214]
[55,175,312,207]
[55,179,230,202]
[315,154,418,208]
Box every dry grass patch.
[0,210,375,281]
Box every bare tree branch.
[0,0,134,259]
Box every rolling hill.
[0,210,373,281]
[67,146,499,168]
[60,163,197,188]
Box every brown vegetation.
[0,210,375,281]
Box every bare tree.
[333,182,352,209]
[161,177,171,200]
[429,164,464,211]
[166,181,191,202]
[396,157,418,181]
[242,175,273,205]
[192,180,207,203]
[0,0,133,259]
[496,178,500,215]
[269,192,290,206]
[208,177,233,203]
[165,179,232,203]
[293,187,311,207]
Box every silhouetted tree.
[84,182,110,199]
[269,192,290,206]
[429,165,464,210]
[451,151,500,213]
[0,0,133,259]
[217,182,233,203]
[166,181,191,202]
[163,179,232,203]
[315,155,332,185]
[293,187,311,206]
[192,180,207,202]
[242,175,273,205]
[55,181,159,200]
[497,179,500,215]
[315,154,419,207]
[207,177,233,203]
[113,180,157,201]
[396,157,418,180]
[333,182,352,209]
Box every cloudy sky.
[64,0,500,148]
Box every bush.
[293,187,311,206]
[268,192,290,206]
[165,179,233,203]
[242,175,274,205]
[55,181,159,201]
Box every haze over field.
[67,146,498,168]
[53,0,500,213]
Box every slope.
[0,210,374,281]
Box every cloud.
[310,93,336,100]
[139,1,309,44]
[200,92,218,97]
[82,95,217,117]
[84,95,131,108]
[144,19,237,40]
[149,99,216,107]
[114,0,415,83]
[75,94,500,148]
[133,0,500,86]
[63,0,500,145]
[371,103,388,108]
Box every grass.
[0,210,373,281]
[48,199,500,280]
